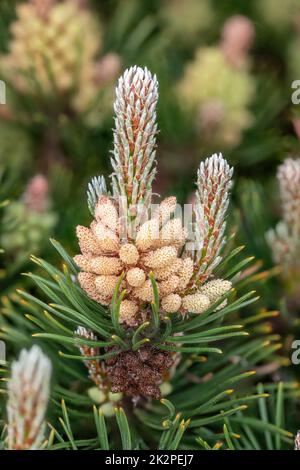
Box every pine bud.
[110,66,158,217]
[267,158,300,270]
[7,346,52,450]
[277,158,300,231]
[193,153,233,284]
[75,326,106,389]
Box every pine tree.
[0,66,296,451]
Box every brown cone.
[105,345,174,400]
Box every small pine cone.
[182,292,210,314]
[161,294,182,313]
[76,225,104,256]
[119,243,139,265]
[136,219,160,251]
[153,197,177,225]
[105,345,174,399]
[153,258,183,281]
[74,254,123,275]
[91,222,119,253]
[94,196,118,232]
[200,279,232,304]
[133,279,155,302]
[159,218,187,248]
[119,300,139,326]
[95,275,119,298]
[74,254,92,271]
[78,272,109,304]
[159,275,180,297]
[90,256,122,275]
[177,257,194,290]
[126,268,146,287]
[143,246,178,269]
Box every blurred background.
[0,0,300,359]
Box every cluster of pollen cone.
[76,194,202,326]
[0,0,120,114]
[74,65,232,330]
[2,0,99,92]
